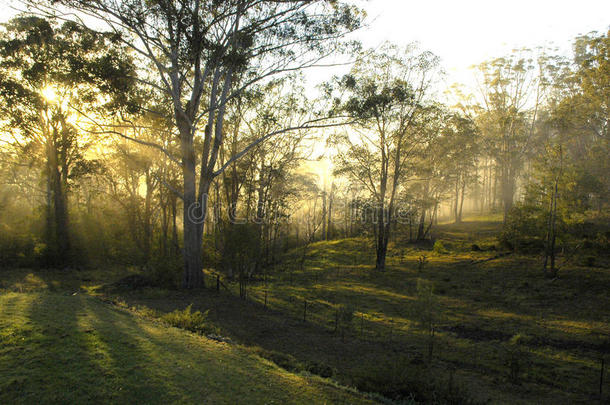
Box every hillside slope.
[0,291,375,404]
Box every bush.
[582,255,596,267]
[351,356,480,404]
[221,223,260,298]
[500,205,540,251]
[412,279,441,363]
[433,240,448,254]
[335,304,355,341]
[252,348,334,378]
[161,304,217,335]
[0,227,39,268]
[306,361,334,378]
[147,256,182,289]
[252,348,303,373]
[503,334,532,383]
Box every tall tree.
[32,0,362,288]
[473,50,555,222]
[0,16,133,265]
[332,44,440,271]
[552,30,609,211]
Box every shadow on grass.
[1,291,375,404]
[0,292,178,404]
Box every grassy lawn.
[0,291,376,404]
[1,217,609,404]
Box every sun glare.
[41,86,57,103]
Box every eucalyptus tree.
[332,44,440,271]
[218,77,313,275]
[473,49,557,222]
[30,0,362,287]
[442,113,479,223]
[0,16,134,265]
[551,31,609,211]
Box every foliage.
[351,356,480,404]
[412,279,441,363]
[0,292,371,404]
[503,334,533,384]
[147,256,182,289]
[221,222,260,298]
[336,303,355,341]
[331,43,441,270]
[432,240,448,254]
[499,204,548,252]
[161,304,217,335]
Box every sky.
[2,0,608,89]
[1,0,608,180]
[296,0,610,96]
[350,0,609,85]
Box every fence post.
[449,366,455,396]
[360,313,364,338]
[601,357,605,400]
[334,308,339,334]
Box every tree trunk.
[321,189,327,241]
[181,126,205,289]
[501,166,515,223]
[545,177,559,277]
[417,208,426,241]
[453,176,460,223]
[46,139,70,265]
[327,186,333,240]
[458,177,466,223]
[143,170,153,264]
[375,218,389,271]
[171,195,179,257]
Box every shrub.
[582,255,596,267]
[147,256,182,289]
[351,356,480,404]
[0,228,38,268]
[252,348,303,373]
[412,279,442,363]
[306,361,334,378]
[504,334,532,383]
[161,304,217,335]
[221,223,260,298]
[417,255,428,273]
[251,348,334,378]
[433,240,448,254]
[336,304,355,341]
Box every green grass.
[0,291,376,404]
[2,215,609,404]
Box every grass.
[2,216,609,404]
[0,291,376,404]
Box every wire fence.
[202,268,608,401]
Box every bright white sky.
[2,0,608,89]
[1,0,608,178]
[306,0,610,91]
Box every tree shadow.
[8,292,178,403]
[2,291,364,404]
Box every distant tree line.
[0,2,607,281]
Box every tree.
[333,43,440,270]
[412,279,441,364]
[473,49,556,222]
[31,0,362,288]
[0,16,133,265]
[441,113,479,224]
[552,30,609,212]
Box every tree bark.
[180,121,205,289]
